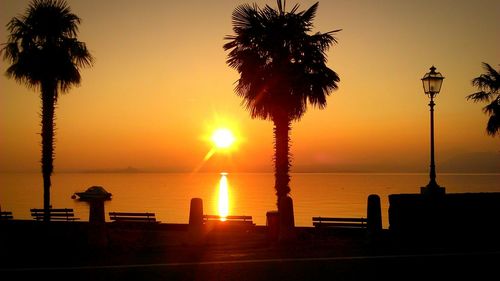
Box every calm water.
[1,172,499,228]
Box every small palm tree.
[466,63,499,137]
[224,1,340,209]
[1,0,93,221]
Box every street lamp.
[421,66,445,195]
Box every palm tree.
[1,0,93,221]
[224,1,340,210]
[466,63,499,137]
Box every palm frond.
[473,74,494,91]
[1,42,19,61]
[466,91,492,102]
[483,62,500,83]
[63,38,93,68]
[7,17,27,41]
[276,0,283,14]
[472,62,499,93]
[468,62,500,137]
[289,4,300,15]
[483,96,500,115]
[231,3,260,31]
[300,2,318,23]
[486,113,500,136]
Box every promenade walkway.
[1,221,498,280]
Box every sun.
[211,128,235,149]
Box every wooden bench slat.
[31,213,75,216]
[204,215,252,219]
[0,211,13,220]
[204,215,252,218]
[204,215,252,220]
[203,215,254,225]
[32,216,79,219]
[31,208,74,212]
[109,212,157,223]
[30,208,78,221]
[313,222,366,227]
[112,217,156,221]
[109,212,155,217]
[312,216,367,229]
[226,215,252,220]
[312,217,366,223]
[39,217,77,219]
[32,218,79,221]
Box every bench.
[0,211,13,220]
[203,215,254,225]
[109,212,157,223]
[312,216,367,229]
[30,208,79,221]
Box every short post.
[367,194,382,237]
[89,199,105,224]
[87,198,108,249]
[266,210,279,241]
[75,186,111,249]
[188,198,204,243]
[189,198,204,226]
[278,195,296,242]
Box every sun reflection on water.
[218,172,229,221]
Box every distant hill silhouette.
[440,152,500,173]
[3,153,498,174]
[80,166,142,173]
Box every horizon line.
[1,169,499,176]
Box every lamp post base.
[420,185,446,195]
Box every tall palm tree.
[1,0,93,221]
[224,1,340,209]
[466,63,499,137]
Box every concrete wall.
[388,192,500,245]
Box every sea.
[1,172,499,229]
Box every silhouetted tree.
[466,63,499,137]
[1,0,93,221]
[224,1,340,207]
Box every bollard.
[189,198,204,226]
[76,186,110,224]
[266,210,279,241]
[367,194,382,236]
[87,199,108,249]
[76,186,111,249]
[278,195,296,242]
[188,198,204,243]
[89,199,105,224]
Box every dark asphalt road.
[2,251,498,281]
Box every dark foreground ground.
[1,221,499,281]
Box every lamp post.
[421,66,445,195]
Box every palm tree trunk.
[273,111,291,208]
[41,81,56,222]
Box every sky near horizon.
[0,0,499,173]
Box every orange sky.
[1,0,499,173]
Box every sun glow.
[192,118,242,173]
[211,128,235,149]
[218,172,229,221]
